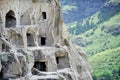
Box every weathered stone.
[0,0,93,80]
[1,52,22,79]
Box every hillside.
[89,47,120,80]
[60,0,107,23]
[66,0,120,35]
[73,12,120,55]
[61,0,120,80]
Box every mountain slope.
[66,0,120,35]
[73,12,120,55]
[89,47,120,80]
[60,0,120,80]
[72,1,120,55]
[60,0,107,23]
[70,1,120,80]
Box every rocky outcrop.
[0,0,93,80]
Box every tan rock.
[0,0,93,80]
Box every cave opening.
[27,33,35,46]
[55,54,70,70]
[0,68,4,80]
[2,43,5,52]
[2,43,9,52]
[33,62,46,71]
[42,12,46,19]
[56,57,59,64]
[41,37,46,45]
[5,10,16,28]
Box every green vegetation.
[89,47,120,80]
[66,0,120,35]
[66,12,99,35]
[65,0,120,80]
[73,12,120,56]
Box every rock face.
[0,0,93,80]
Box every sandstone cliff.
[0,0,93,80]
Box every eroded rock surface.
[0,0,93,80]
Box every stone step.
[31,75,59,80]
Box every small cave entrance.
[2,43,5,52]
[0,68,4,80]
[2,43,9,52]
[42,12,46,19]
[41,37,46,45]
[33,62,46,71]
[55,53,70,70]
[5,10,16,28]
[27,33,35,46]
[56,57,59,64]
[38,35,46,46]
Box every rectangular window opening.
[42,12,47,19]
[41,37,46,45]
[56,57,59,64]
[33,62,46,71]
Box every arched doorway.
[5,10,16,28]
